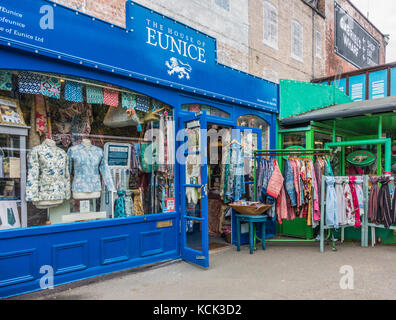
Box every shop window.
[316,30,322,58]
[291,20,303,62]
[283,132,306,148]
[181,104,230,119]
[263,1,278,49]
[237,115,270,150]
[0,70,175,230]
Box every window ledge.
[262,40,279,51]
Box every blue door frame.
[179,112,209,268]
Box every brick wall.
[249,0,326,83]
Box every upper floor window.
[263,1,278,49]
[316,30,322,58]
[291,20,303,62]
[215,0,230,11]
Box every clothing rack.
[319,175,369,253]
[366,175,396,247]
[253,149,331,202]
[252,148,332,247]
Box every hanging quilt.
[0,71,12,91]
[40,76,61,99]
[35,95,48,135]
[18,72,41,94]
[121,92,136,109]
[135,95,150,113]
[103,88,119,107]
[86,85,104,104]
[64,80,83,102]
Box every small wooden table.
[235,214,267,254]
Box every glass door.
[180,112,209,268]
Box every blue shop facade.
[0,0,278,298]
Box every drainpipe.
[312,9,315,79]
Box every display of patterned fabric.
[133,189,144,216]
[68,143,115,193]
[348,176,361,228]
[86,85,104,104]
[64,80,83,102]
[224,144,245,204]
[18,71,41,94]
[114,190,126,218]
[35,95,48,136]
[325,176,338,228]
[40,76,61,99]
[26,139,71,202]
[103,87,119,107]
[0,71,12,91]
[368,176,380,223]
[135,95,150,112]
[377,176,392,228]
[121,92,136,109]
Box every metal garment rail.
[365,176,396,247]
[319,175,369,252]
[252,149,332,245]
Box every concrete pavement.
[10,242,396,300]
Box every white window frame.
[291,19,303,62]
[316,30,322,58]
[263,1,278,50]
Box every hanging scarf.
[349,176,361,228]
[368,176,380,223]
[284,160,297,207]
[377,176,392,228]
[325,176,338,228]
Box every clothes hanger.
[224,139,245,149]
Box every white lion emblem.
[165,57,192,80]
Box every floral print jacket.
[26,139,71,202]
[68,144,115,193]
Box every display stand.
[319,175,369,252]
[252,148,332,248]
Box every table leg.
[249,221,254,254]
[261,221,266,250]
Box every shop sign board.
[369,70,387,100]
[0,0,278,112]
[348,74,366,101]
[346,150,376,167]
[330,78,347,93]
[334,2,380,69]
[391,68,396,97]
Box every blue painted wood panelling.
[100,235,130,265]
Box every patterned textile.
[335,177,346,226]
[35,96,48,135]
[266,159,284,199]
[64,81,83,102]
[377,176,392,228]
[40,76,61,99]
[344,183,356,226]
[325,176,338,228]
[26,139,71,202]
[86,86,103,104]
[103,88,119,107]
[121,92,136,109]
[18,72,41,94]
[135,95,150,113]
[368,176,380,223]
[0,71,12,91]
[114,190,126,218]
[349,176,361,228]
[124,190,134,216]
[133,189,144,216]
[284,160,297,206]
[68,143,115,193]
[224,144,245,204]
